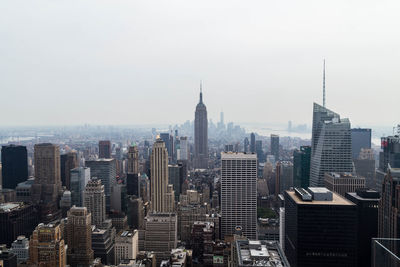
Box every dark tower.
[250,133,256,153]
[1,145,28,189]
[194,82,208,169]
[99,140,111,159]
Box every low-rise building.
[10,236,29,263]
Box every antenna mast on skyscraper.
[323,59,326,107]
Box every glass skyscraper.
[310,103,353,186]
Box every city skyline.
[1,1,400,127]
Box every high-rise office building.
[99,140,111,159]
[70,167,90,207]
[0,203,38,246]
[243,137,249,153]
[150,139,173,212]
[85,158,116,212]
[255,140,264,162]
[275,161,293,197]
[1,145,28,189]
[284,187,357,267]
[126,196,144,230]
[32,143,62,222]
[194,86,208,169]
[60,151,78,189]
[29,222,67,267]
[144,213,177,265]
[84,179,106,228]
[310,103,353,186]
[346,188,380,267]
[126,173,139,197]
[324,172,365,197]
[160,133,172,162]
[178,136,188,161]
[221,152,257,239]
[378,166,400,239]
[270,134,280,161]
[168,164,184,200]
[353,148,376,189]
[66,206,94,267]
[379,135,400,172]
[250,133,256,153]
[127,145,139,174]
[351,128,371,159]
[32,143,62,204]
[293,146,311,188]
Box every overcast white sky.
[0,0,399,127]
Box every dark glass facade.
[284,190,357,267]
[1,145,28,189]
[293,146,311,188]
[345,189,380,267]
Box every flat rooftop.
[236,240,289,266]
[287,190,355,206]
[221,152,257,159]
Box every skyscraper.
[178,136,188,161]
[60,151,78,189]
[250,133,256,153]
[243,137,249,153]
[346,188,380,267]
[1,145,28,189]
[310,103,353,186]
[270,134,280,161]
[293,146,311,188]
[284,187,357,267]
[127,145,139,174]
[66,206,94,267]
[70,167,90,206]
[99,140,111,159]
[32,143,62,221]
[194,84,208,169]
[84,179,106,228]
[221,152,257,239]
[150,138,173,212]
[144,213,177,265]
[160,133,172,162]
[29,222,67,267]
[351,128,371,159]
[85,158,116,212]
[378,166,400,239]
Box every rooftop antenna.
[199,80,203,103]
[323,59,326,107]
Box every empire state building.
[194,84,208,169]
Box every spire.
[199,80,203,103]
[323,59,326,108]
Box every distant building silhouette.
[351,128,371,159]
[99,140,111,159]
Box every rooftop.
[221,152,257,159]
[0,202,24,213]
[287,189,355,206]
[236,240,289,267]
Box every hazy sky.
[1,0,399,127]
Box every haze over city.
[1,0,400,127]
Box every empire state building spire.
[194,81,208,169]
[199,81,203,103]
